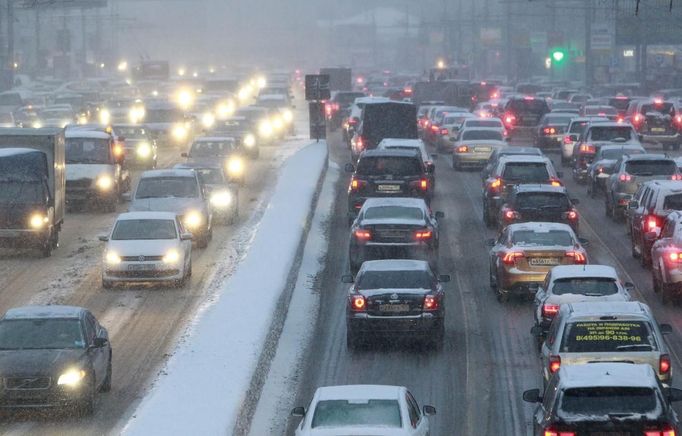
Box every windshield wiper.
[615,344,653,351]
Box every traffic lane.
[0,140,298,435]
[290,132,537,435]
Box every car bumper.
[66,187,117,202]
[498,268,549,294]
[348,313,442,336]
[0,383,91,409]
[104,262,184,282]
[0,228,51,242]
[613,191,633,209]
[453,152,492,167]
[536,135,563,148]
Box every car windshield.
[356,157,421,176]
[194,168,225,185]
[0,318,85,350]
[116,126,147,139]
[111,219,177,240]
[462,130,502,141]
[508,99,548,113]
[364,205,424,221]
[511,230,573,246]
[590,126,634,141]
[559,387,658,418]
[515,193,569,209]
[642,103,674,115]
[444,115,471,125]
[560,321,657,352]
[357,270,432,290]
[551,277,619,296]
[625,160,677,176]
[544,115,573,125]
[609,98,631,110]
[601,148,643,159]
[311,399,402,428]
[190,141,235,157]
[569,121,590,133]
[0,181,44,203]
[66,138,110,164]
[502,162,550,181]
[146,109,184,123]
[136,177,198,198]
[585,106,617,115]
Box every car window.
[135,177,198,199]
[515,192,569,209]
[357,270,433,290]
[661,218,676,238]
[589,126,633,141]
[194,168,225,185]
[558,387,658,419]
[663,193,682,210]
[112,219,178,240]
[356,157,422,176]
[551,277,619,296]
[83,315,96,345]
[405,393,419,427]
[511,230,574,246]
[560,320,657,352]
[502,162,550,182]
[310,399,402,428]
[461,130,503,141]
[363,205,424,221]
[0,318,86,349]
[190,140,236,157]
[625,160,677,176]
[601,148,643,160]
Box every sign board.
[591,24,614,51]
[305,74,331,101]
[308,102,326,141]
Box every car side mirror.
[628,200,639,209]
[93,337,108,348]
[660,323,673,335]
[98,235,109,242]
[667,387,682,402]
[571,198,580,205]
[438,274,451,283]
[487,238,496,247]
[530,325,544,337]
[578,238,590,247]
[341,274,354,283]
[181,152,188,158]
[122,192,132,202]
[344,163,355,173]
[624,281,635,290]
[422,405,436,416]
[435,211,445,219]
[180,232,194,241]
[290,406,306,417]
[522,389,542,403]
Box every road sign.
[305,74,331,101]
[308,102,326,141]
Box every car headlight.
[29,213,49,229]
[282,109,293,123]
[57,369,86,386]
[172,124,188,141]
[31,120,43,129]
[77,115,88,125]
[99,109,111,125]
[216,101,235,120]
[105,251,121,265]
[201,112,215,129]
[96,174,114,191]
[183,211,203,229]
[258,120,273,138]
[227,157,244,176]
[129,107,145,124]
[162,249,180,264]
[210,190,232,208]
[243,133,256,148]
[136,142,152,158]
[272,116,283,131]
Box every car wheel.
[489,266,497,289]
[40,234,53,258]
[653,274,661,293]
[196,233,209,249]
[496,288,509,303]
[100,354,112,393]
[640,249,651,268]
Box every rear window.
[462,130,502,141]
[551,277,619,296]
[584,106,617,116]
[356,156,422,177]
[560,321,657,352]
[569,121,590,134]
[625,160,677,176]
[364,206,423,221]
[589,126,633,141]
[335,92,365,106]
[601,148,644,160]
[544,115,573,125]
[642,103,675,115]
[357,269,433,290]
[663,193,682,210]
[608,98,631,110]
[508,99,549,113]
[559,387,658,418]
[516,192,569,209]
[502,162,550,182]
[311,399,402,428]
[511,229,574,247]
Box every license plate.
[127,264,156,271]
[475,146,491,152]
[377,184,401,192]
[379,304,409,312]
[651,127,666,133]
[380,230,406,238]
[528,257,560,266]
[590,432,631,436]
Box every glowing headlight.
[136,142,152,158]
[162,249,180,264]
[216,101,235,120]
[243,133,256,148]
[29,213,48,229]
[258,120,273,138]
[77,115,88,125]
[183,211,203,229]
[201,112,216,129]
[105,251,121,265]
[31,120,43,129]
[57,369,86,386]
[99,109,111,125]
[61,120,71,128]
[172,125,188,141]
[227,157,244,176]
[129,106,145,124]
[282,109,293,123]
[210,190,232,208]
[272,116,283,131]
[96,175,114,190]
[176,88,195,110]
[256,76,267,89]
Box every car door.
[652,217,677,279]
[83,313,107,386]
[405,391,427,436]
[176,217,192,260]
[631,186,651,242]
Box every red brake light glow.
[549,355,561,373]
[504,209,518,220]
[423,295,438,310]
[544,430,576,436]
[579,144,595,153]
[420,178,428,190]
[566,210,578,220]
[543,127,556,135]
[660,354,671,374]
[351,295,366,311]
[501,251,523,265]
[565,251,587,264]
[542,304,560,318]
[489,178,502,190]
[619,173,632,182]
[672,174,682,181]
[354,229,371,241]
[456,145,469,153]
[440,128,448,135]
[647,216,660,231]
[563,135,572,144]
[645,429,676,436]
[414,229,432,240]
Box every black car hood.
[0,348,87,377]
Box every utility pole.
[80,7,86,77]
[35,7,41,73]
[7,0,14,85]
[584,0,592,86]
[505,0,512,81]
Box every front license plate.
[528,257,560,266]
[127,264,156,271]
[377,184,401,192]
[379,304,409,312]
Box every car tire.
[653,274,661,293]
[100,354,112,393]
[640,249,651,268]
[196,233,209,249]
[489,267,497,289]
[631,237,640,258]
[496,288,509,303]
[40,233,53,258]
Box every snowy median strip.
[123,141,328,436]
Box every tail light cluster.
[543,127,557,135]
[672,174,682,181]
[632,113,644,130]
[488,177,503,192]
[543,429,575,436]
[565,251,587,264]
[440,128,449,135]
[423,295,439,310]
[350,294,366,311]
[430,124,440,133]
[548,355,561,374]
[549,178,563,187]
[644,427,676,436]
[668,252,682,262]
[542,304,560,319]
[500,251,523,265]
[563,135,573,145]
[414,229,433,240]
[354,229,372,241]
[349,177,367,192]
[619,173,633,182]
[660,354,671,375]
[503,209,520,221]
[503,112,517,128]
[456,145,469,153]
[674,115,682,131]
[645,215,663,232]
[354,136,365,151]
[578,144,595,153]
[409,178,429,191]
[563,209,579,220]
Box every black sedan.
[344,259,450,350]
[0,305,112,415]
[348,197,443,275]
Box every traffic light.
[551,49,566,63]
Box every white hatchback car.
[291,384,435,436]
[99,211,192,288]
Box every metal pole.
[7,0,14,84]
[35,7,40,72]
[584,0,592,86]
[80,7,86,77]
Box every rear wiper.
[615,344,652,351]
[582,292,605,297]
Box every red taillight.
[501,251,523,265]
[616,116,624,123]
[440,128,448,135]
[503,113,516,126]
[348,118,357,125]
[350,295,366,311]
[349,178,366,191]
[565,251,587,264]
[660,354,671,375]
[645,428,676,436]
[544,430,575,436]
[543,127,556,135]
[549,355,561,374]
[356,136,364,150]
[423,294,438,310]
[550,179,563,187]
[619,173,632,182]
[646,215,661,231]
[414,229,432,240]
[456,145,469,153]
[579,144,595,153]
[504,209,519,220]
[566,210,578,220]
[563,135,572,144]
[431,124,439,132]
[489,177,502,191]
[354,229,371,241]
[675,115,682,126]
[542,304,560,318]
[633,113,644,125]
[420,178,428,190]
[670,252,682,262]
[672,174,682,181]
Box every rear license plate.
[379,304,409,312]
[127,264,156,271]
[590,432,631,436]
[377,184,401,192]
[528,257,560,266]
[475,146,491,152]
[651,127,666,133]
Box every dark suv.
[502,96,550,136]
[346,149,432,223]
[498,184,580,234]
[625,98,682,150]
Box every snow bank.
[123,141,328,436]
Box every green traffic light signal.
[552,50,565,63]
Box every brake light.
[563,135,572,144]
[503,113,516,126]
[579,144,595,153]
[616,116,624,123]
[550,179,562,187]
[566,209,578,220]
[431,124,440,132]
[543,127,556,135]
[565,251,587,264]
[423,294,438,310]
[489,177,502,190]
[675,115,682,125]
[414,229,432,240]
[504,209,519,220]
[350,294,366,311]
[440,128,448,135]
[633,113,644,125]
[420,178,428,190]
[348,118,358,125]
[549,355,561,373]
[356,136,364,151]
[456,145,469,153]
[354,229,372,241]
[660,354,671,374]
[500,251,523,265]
[646,215,661,231]
[645,428,676,436]
[349,178,366,191]
[543,430,575,436]
[672,174,682,181]
[113,144,124,157]
[542,304,560,318]
[619,173,632,182]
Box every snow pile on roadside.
[123,141,328,436]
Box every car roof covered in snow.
[563,301,650,318]
[360,259,431,273]
[65,129,110,140]
[139,168,196,179]
[549,265,619,281]
[3,305,85,320]
[115,211,178,221]
[507,221,575,233]
[361,197,428,210]
[314,384,403,401]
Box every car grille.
[66,179,92,189]
[113,269,179,278]
[121,255,164,262]
[4,377,51,390]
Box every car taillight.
[660,354,671,375]
[349,178,366,192]
[669,252,682,262]
[350,295,366,312]
[500,251,523,265]
[414,229,433,240]
[354,229,372,241]
[550,178,562,187]
[672,174,682,181]
[440,128,448,135]
[456,145,469,153]
[348,118,357,125]
[578,144,595,153]
[549,355,561,373]
[645,426,676,436]
[633,113,644,127]
[543,429,575,436]
[489,177,503,191]
[503,209,519,220]
[564,209,578,220]
[563,135,572,144]
[565,251,587,264]
[542,304,560,318]
[423,294,438,311]
[619,173,632,182]
[431,124,440,132]
[616,116,624,123]
[503,113,516,126]
[543,127,556,135]
[646,215,661,231]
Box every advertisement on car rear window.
[561,321,655,353]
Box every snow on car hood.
[66,164,113,181]
[106,239,180,257]
[129,197,205,215]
